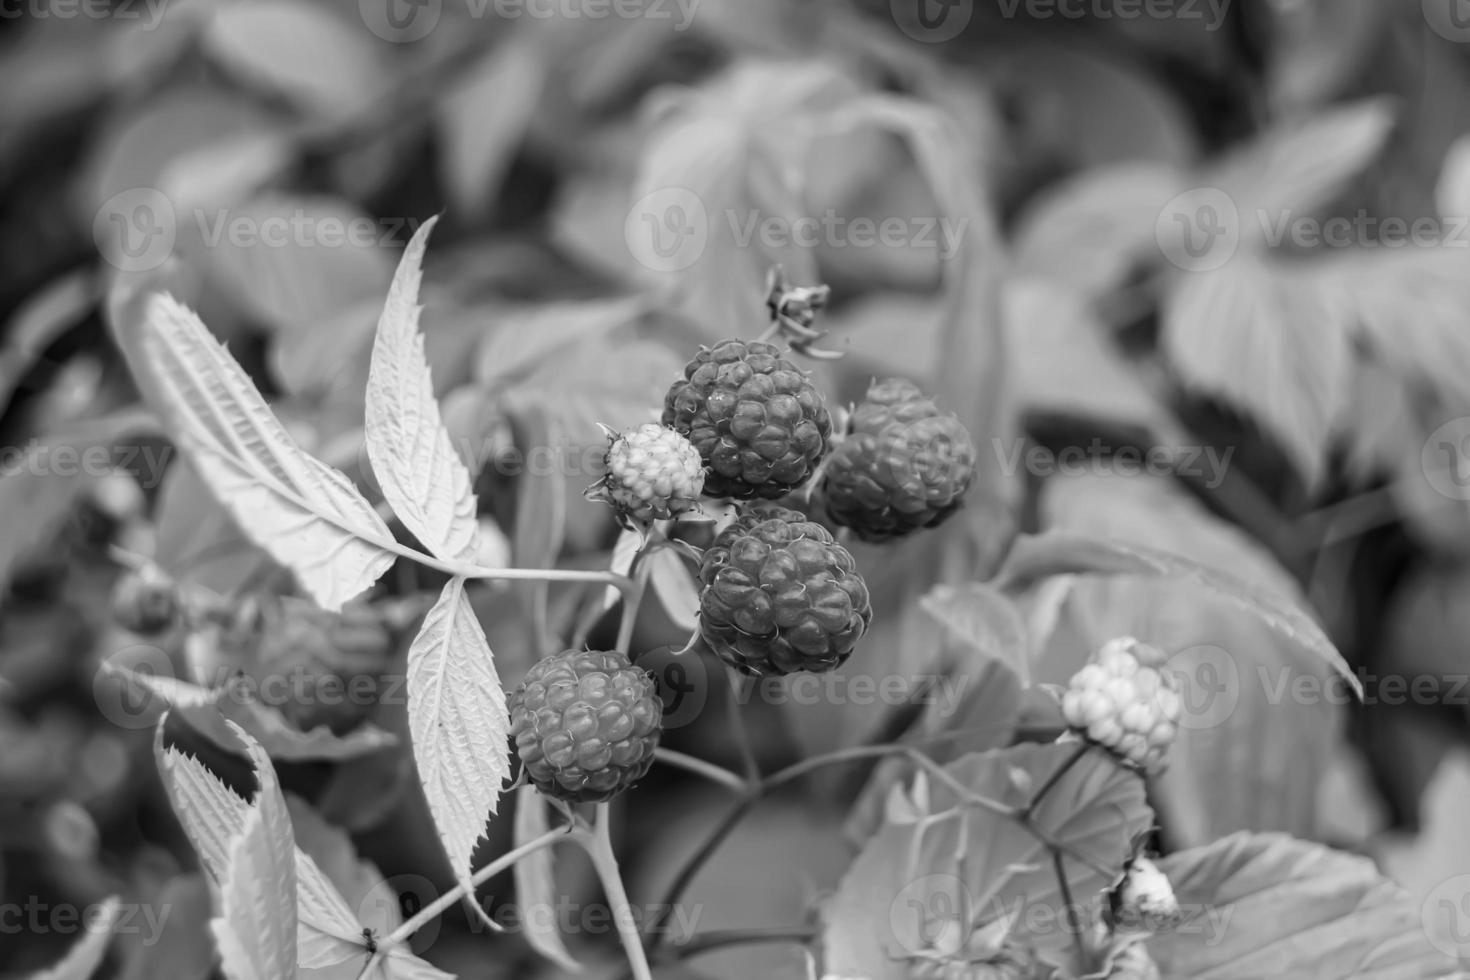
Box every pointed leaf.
[824,743,1151,979]
[996,528,1359,698]
[210,723,297,980]
[1149,833,1461,979]
[513,786,581,972]
[365,216,480,564]
[128,294,395,610]
[1161,254,1351,488]
[407,577,511,912]
[27,896,119,980]
[920,583,1031,685]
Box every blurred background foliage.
[8,0,1470,976]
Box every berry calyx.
[697,504,871,675]
[586,423,705,528]
[111,568,180,635]
[1061,637,1181,773]
[822,378,977,542]
[509,649,662,803]
[662,339,832,500]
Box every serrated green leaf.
[1149,833,1461,979]
[824,743,1150,979]
[996,526,1360,699]
[124,293,395,610]
[365,215,480,564]
[406,577,510,931]
[203,0,385,117]
[1205,98,1395,223]
[1033,473,1342,847]
[920,582,1032,686]
[1161,252,1351,488]
[210,723,297,980]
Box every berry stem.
[645,792,760,946]
[1020,743,1091,820]
[370,826,571,958]
[615,547,656,654]
[654,748,748,792]
[583,803,656,980]
[725,669,762,784]
[1052,848,1092,973]
[673,926,817,959]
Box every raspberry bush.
[6,7,1468,980]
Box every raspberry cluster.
[588,422,704,527]
[823,378,977,542]
[662,339,831,499]
[508,649,662,803]
[697,505,871,675]
[1061,637,1181,772]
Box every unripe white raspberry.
[1061,637,1181,772]
[1113,856,1182,933]
[586,423,704,527]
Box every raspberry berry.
[586,423,704,527]
[662,340,831,499]
[1111,856,1182,933]
[697,505,871,675]
[509,649,662,803]
[822,378,977,542]
[1061,637,1181,772]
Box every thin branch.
[655,749,748,793]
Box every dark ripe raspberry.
[697,505,871,675]
[509,649,662,803]
[822,378,977,543]
[662,340,832,500]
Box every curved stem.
[373,826,570,954]
[583,803,655,980]
[645,792,759,946]
[725,670,761,784]
[655,748,748,793]
[615,548,655,654]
